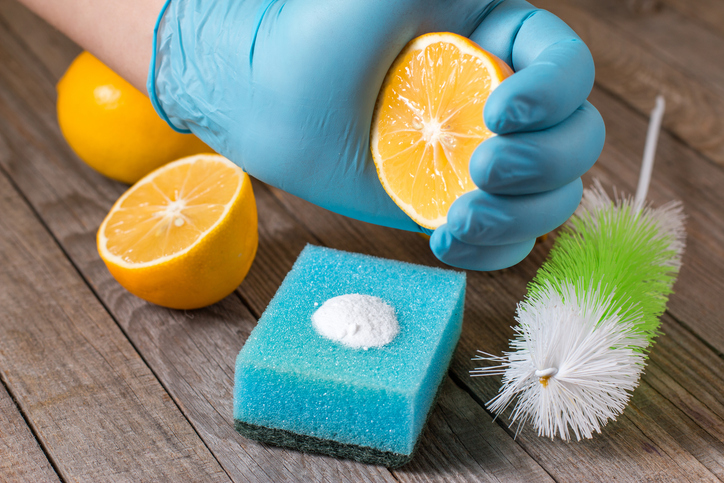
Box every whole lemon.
[57,52,209,184]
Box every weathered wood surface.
[0,0,723,482]
[0,379,59,482]
[0,162,229,482]
[536,0,724,167]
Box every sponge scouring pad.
[234,245,466,467]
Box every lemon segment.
[371,32,513,229]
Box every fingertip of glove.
[429,226,456,263]
[469,140,492,187]
[430,227,537,271]
[445,193,490,244]
[470,138,511,192]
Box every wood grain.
[396,378,554,483]
[0,7,398,483]
[560,0,724,99]
[263,85,724,481]
[537,0,724,167]
[1,0,724,481]
[0,0,80,80]
[654,316,724,436]
[660,0,724,40]
[0,379,59,482]
[0,169,229,482]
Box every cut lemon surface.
[371,32,513,229]
[97,154,258,310]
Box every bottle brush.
[473,96,686,441]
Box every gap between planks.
[4,1,724,482]
[0,4,555,482]
[0,370,61,482]
[0,162,230,482]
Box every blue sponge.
[234,245,466,466]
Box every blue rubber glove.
[148,0,605,271]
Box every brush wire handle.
[635,96,666,210]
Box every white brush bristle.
[473,280,649,441]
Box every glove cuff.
[146,0,270,138]
[147,0,189,134]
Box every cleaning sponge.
[234,245,466,467]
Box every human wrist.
[17,0,165,92]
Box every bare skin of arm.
[15,0,165,93]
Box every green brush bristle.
[532,186,684,349]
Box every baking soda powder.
[312,294,399,349]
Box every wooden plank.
[536,0,724,167]
[625,317,724,480]
[0,4,558,481]
[659,0,724,41]
[557,0,724,100]
[262,88,724,481]
[629,380,724,481]
[0,379,60,482]
[654,316,724,432]
[396,378,554,483]
[0,170,229,481]
[618,315,724,480]
[0,8,398,482]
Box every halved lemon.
[371,32,513,229]
[97,154,258,310]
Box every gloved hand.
[148,0,605,271]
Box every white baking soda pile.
[312,294,399,350]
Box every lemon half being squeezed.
[371,32,513,229]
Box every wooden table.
[2,1,723,481]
